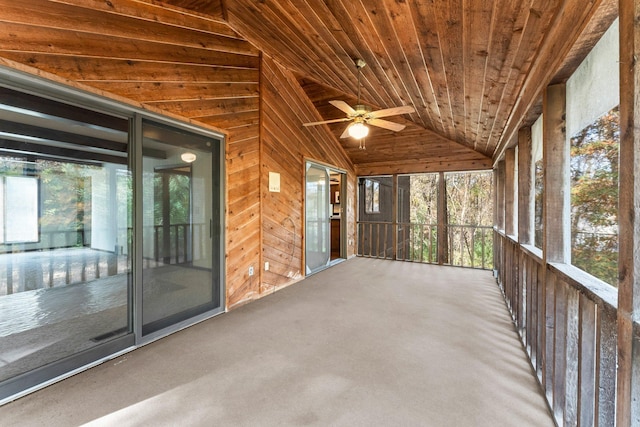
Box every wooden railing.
[357,221,493,269]
[494,230,618,426]
[446,225,493,269]
[0,223,197,296]
[396,222,438,263]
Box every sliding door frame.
[304,159,346,276]
[0,65,226,402]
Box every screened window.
[567,19,619,287]
[532,115,544,249]
[364,179,380,213]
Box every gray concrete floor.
[0,257,554,426]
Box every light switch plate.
[269,172,280,192]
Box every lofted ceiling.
[218,0,617,162]
[0,0,618,170]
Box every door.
[305,163,331,274]
[141,120,221,336]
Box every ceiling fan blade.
[303,117,352,127]
[368,118,406,132]
[329,100,357,116]
[369,105,415,119]
[339,123,353,139]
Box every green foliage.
[445,172,493,226]
[534,161,544,249]
[570,107,619,287]
[38,160,97,235]
[404,171,493,268]
[153,172,191,226]
[409,174,438,225]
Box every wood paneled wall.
[260,56,356,295]
[0,0,355,311]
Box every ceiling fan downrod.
[355,58,366,105]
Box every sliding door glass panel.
[0,87,132,386]
[305,163,330,274]
[141,120,220,335]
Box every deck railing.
[0,223,196,296]
[357,221,493,269]
[494,230,618,426]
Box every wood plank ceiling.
[0,0,618,171]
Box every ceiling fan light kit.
[302,58,415,141]
[348,122,369,139]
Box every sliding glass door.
[305,163,331,274]
[140,120,221,336]
[0,86,133,399]
[0,76,224,401]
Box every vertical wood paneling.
[544,270,556,402]
[564,285,579,426]
[596,304,618,425]
[518,249,527,338]
[536,261,544,380]
[578,294,597,427]
[552,277,567,424]
[494,233,620,427]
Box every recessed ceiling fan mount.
[303,58,415,140]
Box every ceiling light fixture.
[348,122,369,139]
[181,152,197,163]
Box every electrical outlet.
[265,262,269,271]
[248,266,254,276]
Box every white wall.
[567,19,619,137]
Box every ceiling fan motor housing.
[353,104,372,116]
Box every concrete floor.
[0,258,554,426]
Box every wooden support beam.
[617,0,640,424]
[437,171,447,265]
[392,174,398,260]
[540,84,568,424]
[543,84,569,264]
[505,147,516,237]
[518,127,533,245]
[496,161,506,232]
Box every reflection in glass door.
[305,163,330,274]
[141,120,221,336]
[0,86,133,399]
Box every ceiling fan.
[302,58,415,141]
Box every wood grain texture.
[0,0,623,319]
[260,56,356,293]
[542,84,569,264]
[617,1,640,424]
[220,0,604,163]
[1,0,617,170]
[504,148,516,236]
[517,127,533,244]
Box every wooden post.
[437,171,447,265]
[617,0,640,424]
[496,161,506,232]
[543,83,569,264]
[505,147,516,237]
[542,83,568,423]
[518,126,533,245]
[392,174,398,260]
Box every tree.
[570,106,619,286]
